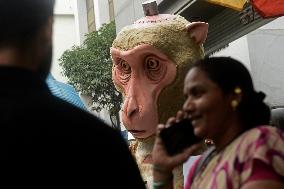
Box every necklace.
[192,131,244,183]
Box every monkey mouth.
[128,130,146,138]
[128,130,146,134]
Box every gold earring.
[231,100,238,111]
[234,87,242,94]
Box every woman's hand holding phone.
[152,111,203,174]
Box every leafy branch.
[59,21,122,128]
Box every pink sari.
[185,126,284,189]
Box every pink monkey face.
[111,44,177,139]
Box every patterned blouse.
[185,126,284,189]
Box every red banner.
[250,0,284,18]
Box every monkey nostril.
[122,96,140,118]
[127,108,138,117]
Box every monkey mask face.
[111,14,208,139]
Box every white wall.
[94,0,110,29]
[73,0,88,44]
[52,0,76,82]
[113,0,148,33]
[213,17,284,107]
[52,15,77,83]
[211,36,251,71]
[52,0,88,83]
[247,17,284,106]
[259,16,284,30]
[54,0,74,15]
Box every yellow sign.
[207,0,247,11]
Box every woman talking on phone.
[152,57,284,189]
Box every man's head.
[0,0,55,79]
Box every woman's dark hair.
[191,56,270,130]
[0,0,55,48]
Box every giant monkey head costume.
[111,1,208,188]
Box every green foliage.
[59,21,122,128]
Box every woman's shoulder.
[243,125,283,141]
[235,126,284,182]
[232,125,283,164]
[238,125,283,150]
[248,125,282,131]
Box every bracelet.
[152,164,173,189]
[152,175,173,189]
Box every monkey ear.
[186,22,208,45]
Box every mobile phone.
[159,119,202,156]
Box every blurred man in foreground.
[0,1,145,188]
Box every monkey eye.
[119,60,131,73]
[145,56,166,82]
[113,58,131,85]
[146,58,159,70]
